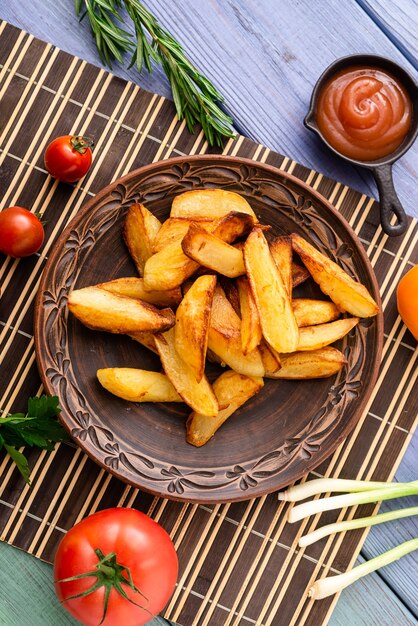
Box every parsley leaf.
[0,395,68,484]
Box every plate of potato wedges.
[35,155,383,502]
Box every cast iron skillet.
[304,54,418,237]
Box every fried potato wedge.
[259,339,281,374]
[123,203,161,275]
[174,275,217,382]
[98,277,182,308]
[270,235,292,296]
[292,262,311,288]
[297,317,359,351]
[143,240,200,291]
[208,286,265,377]
[68,286,175,333]
[171,189,257,221]
[97,368,182,402]
[291,234,379,317]
[266,347,346,379]
[211,211,255,242]
[186,371,264,446]
[152,217,213,252]
[237,276,262,353]
[182,224,246,278]
[129,331,158,353]
[154,328,218,416]
[292,298,341,327]
[244,228,299,353]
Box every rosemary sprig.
[76,0,235,146]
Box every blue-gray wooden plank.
[0,1,417,624]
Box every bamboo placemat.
[0,21,417,626]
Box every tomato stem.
[56,548,153,625]
[70,135,94,154]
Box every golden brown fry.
[292,262,311,288]
[171,189,257,221]
[97,368,183,402]
[123,203,161,275]
[174,275,217,382]
[220,278,241,317]
[182,224,246,278]
[186,370,264,446]
[68,286,175,333]
[210,211,255,242]
[292,298,341,327]
[244,228,299,353]
[208,286,265,377]
[152,217,213,252]
[237,276,262,353]
[98,277,182,308]
[258,339,281,374]
[270,235,292,296]
[297,317,359,351]
[129,331,158,353]
[154,328,218,416]
[143,240,199,291]
[291,234,379,317]
[266,347,346,379]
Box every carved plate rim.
[34,155,383,503]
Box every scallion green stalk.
[288,481,418,523]
[299,506,418,547]
[278,478,394,502]
[308,538,418,600]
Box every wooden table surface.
[0,1,417,624]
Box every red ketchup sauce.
[315,66,412,161]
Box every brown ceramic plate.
[35,155,383,503]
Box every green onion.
[308,538,418,600]
[278,478,393,502]
[288,481,418,523]
[299,506,418,547]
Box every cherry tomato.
[44,135,93,183]
[54,508,178,626]
[397,264,418,340]
[0,207,44,258]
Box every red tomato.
[44,135,93,183]
[0,207,44,257]
[54,508,178,626]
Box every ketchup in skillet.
[315,66,412,161]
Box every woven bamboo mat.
[0,20,417,626]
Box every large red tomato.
[44,135,93,183]
[0,206,44,257]
[54,508,178,626]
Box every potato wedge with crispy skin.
[210,211,255,242]
[266,347,346,379]
[292,298,341,327]
[174,275,217,382]
[292,262,311,288]
[244,228,299,353]
[186,371,264,446]
[237,276,262,353]
[154,328,218,416]
[182,225,246,278]
[129,331,158,354]
[208,286,265,377]
[97,368,182,402]
[68,286,175,333]
[291,234,379,317]
[152,217,213,252]
[270,235,292,297]
[171,189,257,221]
[123,203,161,275]
[98,277,182,308]
[297,317,359,351]
[258,339,281,374]
[143,240,200,291]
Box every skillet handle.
[372,164,408,237]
